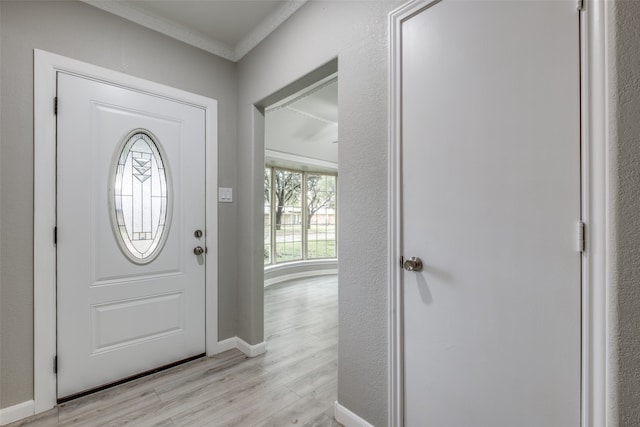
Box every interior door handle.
[193,246,205,255]
[403,257,423,272]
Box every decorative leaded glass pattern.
[111,131,171,263]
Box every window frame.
[264,165,338,265]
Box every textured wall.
[336,25,393,426]
[610,1,640,425]
[0,0,3,411]
[237,1,401,424]
[0,0,238,408]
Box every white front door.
[57,72,206,399]
[401,1,581,425]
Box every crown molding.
[234,0,307,60]
[81,0,307,62]
[82,1,235,60]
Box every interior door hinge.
[54,97,58,115]
[54,226,57,245]
[578,221,586,253]
[53,355,58,374]
[577,0,585,11]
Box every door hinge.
[53,355,58,374]
[577,0,585,11]
[53,226,57,245]
[578,221,586,253]
[54,97,58,115]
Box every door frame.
[33,49,219,413]
[387,1,609,426]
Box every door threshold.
[56,353,205,404]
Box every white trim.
[0,401,35,426]
[213,337,239,354]
[234,1,307,61]
[265,149,338,172]
[34,49,60,414]
[580,1,609,426]
[80,0,307,62]
[34,49,218,416]
[334,401,374,427]
[235,338,267,358]
[264,268,338,287]
[81,0,234,60]
[387,1,608,427]
[204,74,220,359]
[212,337,267,358]
[387,2,420,426]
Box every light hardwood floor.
[8,275,340,427]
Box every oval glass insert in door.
[110,130,172,263]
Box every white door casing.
[395,1,582,425]
[34,50,219,412]
[56,72,206,398]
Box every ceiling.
[265,75,338,168]
[83,0,307,62]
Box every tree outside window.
[306,174,336,259]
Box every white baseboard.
[212,337,238,354]
[212,337,266,358]
[334,401,374,427]
[264,269,338,287]
[0,400,34,426]
[235,337,266,357]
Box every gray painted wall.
[609,1,640,425]
[0,0,238,408]
[237,1,401,424]
[0,0,3,411]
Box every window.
[306,174,337,259]
[272,169,303,263]
[111,131,171,263]
[264,167,337,265]
[264,168,272,264]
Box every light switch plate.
[218,187,233,203]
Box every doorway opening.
[259,64,339,412]
[263,72,338,280]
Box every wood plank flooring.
[8,275,340,427]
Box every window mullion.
[302,171,308,260]
[334,175,338,258]
[270,167,276,265]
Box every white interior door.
[57,72,206,398]
[401,1,581,425]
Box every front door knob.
[403,256,423,272]
[193,246,205,255]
